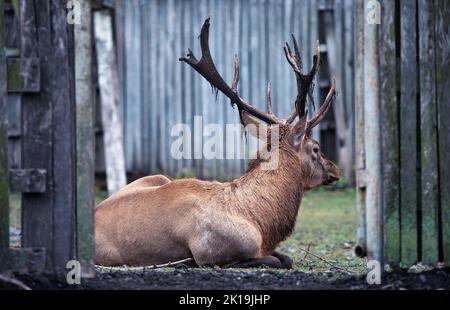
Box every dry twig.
[144,258,194,270]
[0,274,32,290]
[298,247,356,274]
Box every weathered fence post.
[418,0,439,265]
[354,0,366,256]
[75,0,95,277]
[363,0,383,266]
[0,0,10,262]
[94,9,127,195]
[379,0,400,266]
[399,0,419,267]
[20,0,56,270]
[357,0,448,268]
[435,0,450,265]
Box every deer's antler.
[284,36,321,123]
[179,17,282,125]
[283,36,336,135]
[180,17,336,133]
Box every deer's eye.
[313,146,320,154]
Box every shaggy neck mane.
[224,147,306,254]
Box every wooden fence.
[0,0,95,276]
[106,0,355,181]
[355,0,450,267]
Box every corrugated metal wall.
[117,0,325,180]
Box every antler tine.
[307,79,336,132]
[285,109,298,124]
[284,38,322,123]
[291,34,302,71]
[180,17,282,125]
[266,82,273,114]
[232,53,239,92]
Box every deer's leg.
[272,251,293,269]
[225,256,283,269]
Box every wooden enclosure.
[355,0,450,267]
[2,0,448,278]
[0,0,95,275]
[102,0,356,181]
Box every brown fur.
[95,123,339,267]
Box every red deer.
[95,17,338,269]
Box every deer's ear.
[289,113,308,149]
[240,110,270,140]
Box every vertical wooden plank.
[21,0,54,269]
[133,1,142,173]
[180,0,192,175]
[7,95,21,169]
[301,0,309,74]
[260,0,268,115]
[165,0,174,176]
[158,1,167,174]
[50,0,77,271]
[282,0,292,118]
[220,0,229,179]
[0,0,10,258]
[274,0,283,116]
[309,0,320,141]
[354,0,366,257]
[248,0,258,161]
[290,0,298,117]
[191,0,202,177]
[94,9,127,195]
[115,0,125,122]
[233,0,243,178]
[418,0,439,265]
[400,0,418,266]
[149,0,158,173]
[140,0,150,174]
[173,0,182,176]
[435,0,450,264]
[324,8,350,178]
[343,0,355,186]
[379,0,400,265]
[125,0,142,173]
[123,0,132,172]
[241,0,251,170]
[75,0,94,276]
[363,0,383,265]
[204,0,218,179]
[331,0,352,185]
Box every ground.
[3,188,449,290]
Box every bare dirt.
[1,266,449,290]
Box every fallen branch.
[0,274,32,290]
[144,258,194,270]
[303,242,313,260]
[298,247,356,274]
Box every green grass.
[9,193,21,229]
[95,187,108,205]
[278,187,366,274]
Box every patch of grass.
[95,187,108,205]
[9,193,21,229]
[278,187,366,275]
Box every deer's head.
[180,17,339,190]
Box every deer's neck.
[227,150,305,254]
